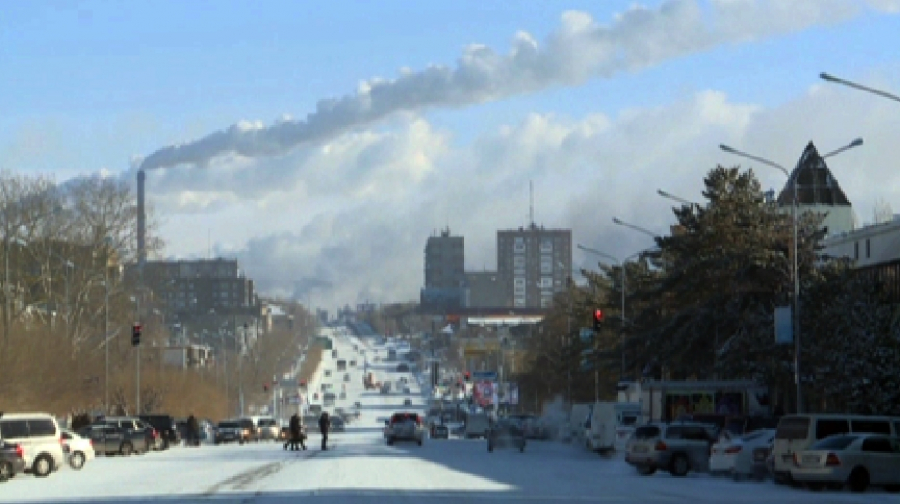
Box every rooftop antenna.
[529,180,534,227]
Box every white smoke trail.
[139,0,885,171]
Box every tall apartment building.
[127,258,259,320]
[421,228,465,310]
[497,224,572,309]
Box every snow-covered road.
[4,335,899,504]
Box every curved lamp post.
[719,137,863,413]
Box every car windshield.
[218,422,239,429]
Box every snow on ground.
[5,332,900,503]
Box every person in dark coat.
[284,413,306,451]
[318,412,330,451]
[186,415,200,447]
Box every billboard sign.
[471,371,498,381]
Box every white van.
[0,412,65,477]
[772,414,900,483]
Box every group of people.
[284,411,331,451]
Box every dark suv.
[237,418,258,443]
[139,415,179,449]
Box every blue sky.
[2,1,899,305]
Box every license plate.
[754,452,766,461]
[803,455,819,465]
[633,445,648,453]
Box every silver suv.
[625,423,716,477]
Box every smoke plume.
[138,0,878,172]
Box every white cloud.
[136,0,882,173]
[150,71,900,309]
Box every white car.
[792,433,900,492]
[709,429,775,478]
[61,429,95,470]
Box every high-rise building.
[421,228,465,310]
[497,224,572,309]
[424,227,464,289]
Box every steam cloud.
[139,0,881,172]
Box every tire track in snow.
[202,450,321,497]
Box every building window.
[539,277,553,288]
[514,256,526,267]
[855,242,859,260]
[866,239,871,258]
[540,239,553,253]
[514,297,526,307]
[513,278,526,287]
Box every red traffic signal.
[464,371,471,382]
[263,383,269,392]
[592,309,604,331]
[131,323,142,347]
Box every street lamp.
[719,137,863,413]
[657,189,701,208]
[820,73,900,103]
[577,244,654,381]
[612,217,659,240]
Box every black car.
[487,419,526,453]
[0,441,26,482]
[139,415,179,449]
[432,424,450,439]
[214,421,243,444]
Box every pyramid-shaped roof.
[776,141,851,207]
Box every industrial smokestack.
[137,169,146,268]
[135,3,868,173]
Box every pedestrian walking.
[318,412,330,451]
[186,414,200,447]
[284,413,306,451]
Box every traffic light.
[263,383,269,393]
[592,309,604,332]
[131,323,142,347]
[464,371,470,382]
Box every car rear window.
[815,419,850,440]
[775,417,810,440]
[0,420,29,439]
[28,419,56,436]
[218,422,239,428]
[810,435,857,450]
[258,419,276,427]
[633,426,660,439]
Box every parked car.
[384,412,424,446]
[139,415,179,449]
[625,422,716,477]
[715,429,776,481]
[791,433,900,492]
[330,416,345,433]
[0,412,65,477]
[97,417,156,453]
[487,418,526,453]
[78,424,148,456]
[0,440,26,482]
[60,429,95,470]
